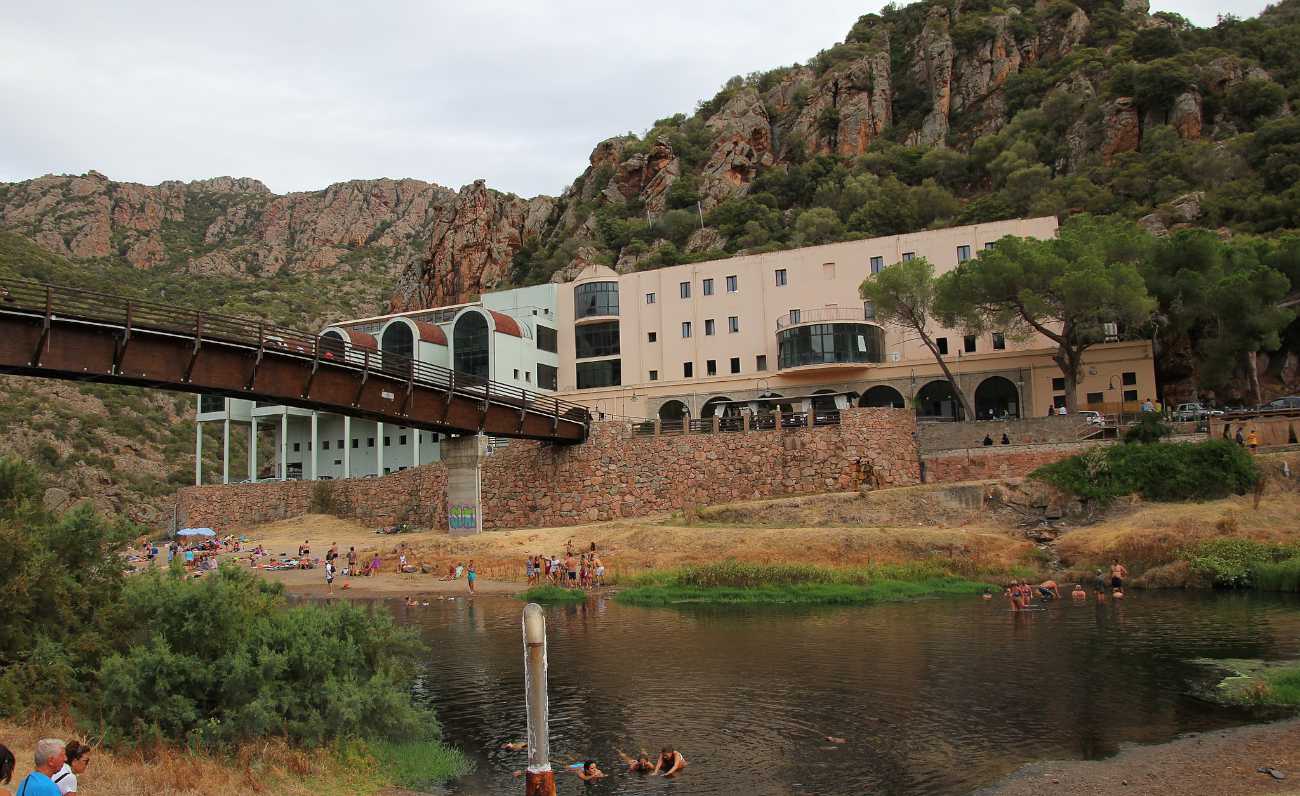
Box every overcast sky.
[0,0,1274,198]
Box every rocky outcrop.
[786,38,893,157]
[699,87,775,210]
[906,7,956,148]
[1138,191,1206,236]
[951,14,1022,140]
[1101,97,1141,164]
[390,181,554,309]
[1168,91,1203,140]
[612,139,680,215]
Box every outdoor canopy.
[176,527,216,537]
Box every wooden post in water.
[522,603,554,796]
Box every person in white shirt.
[52,741,90,795]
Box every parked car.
[1079,410,1105,426]
[1261,395,1300,411]
[1171,402,1223,422]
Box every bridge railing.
[0,279,592,431]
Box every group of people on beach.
[527,543,604,590]
[502,742,686,781]
[996,559,1130,610]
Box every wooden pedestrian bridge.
[0,279,591,443]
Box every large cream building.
[556,216,1155,422]
[195,217,1156,483]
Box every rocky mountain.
[4,0,1300,523]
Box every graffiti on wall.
[449,503,478,531]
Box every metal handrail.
[776,307,878,330]
[0,278,592,428]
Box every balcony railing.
[776,307,875,330]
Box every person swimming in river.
[1037,580,1061,600]
[618,749,655,773]
[1071,584,1087,600]
[500,741,527,751]
[652,746,687,777]
[573,760,606,781]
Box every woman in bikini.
[652,746,687,777]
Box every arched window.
[381,322,414,359]
[975,376,1020,419]
[916,380,962,419]
[453,312,490,380]
[658,400,689,421]
[859,385,906,408]
[700,397,737,418]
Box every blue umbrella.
[176,527,216,537]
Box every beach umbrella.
[176,527,216,537]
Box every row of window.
[291,432,431,453]
[678,316,741,338]
[933,333,1006,355]
[656,274,741,304]
[648,355,770,382]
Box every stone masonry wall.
[918,415,1091,453]
[177,464,448,531]
[174,407,920,532]
[478,407,919,528]
[921,440,1111,483]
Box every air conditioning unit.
[1102,322,1119,341]
[889,351,901,362]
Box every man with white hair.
[14,739,64,796]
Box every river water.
[389,592,1300,795]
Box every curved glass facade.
[777,323,885,370]
[453,312,490,379]
[575,282,619,319]
[575,321,620,359]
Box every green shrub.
[1031,440,1259,504]
[1123,413,1173,444]
[1251,557,1300,592]
[1181,539,1300,588]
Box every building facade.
[195,217,1157,483]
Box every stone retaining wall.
[918,415,1091,453]
[175,407,920,532]
[1210,415,1300,447]
[921,440,1111,484]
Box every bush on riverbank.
[518,585,588,603]
[1032,440,1259,504]
[615,561,988,605]
[1179,538,1300,589]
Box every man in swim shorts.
[1110,558,1128,590]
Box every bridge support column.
[343,416,351,479]
[377,421,384,476]
[195,411,203,486]
[413,427,420,468]
[444,434,484,536]
[279,413,288,480]
[249,419,257,482]
[222,413,231,485]
[309,412,318,481]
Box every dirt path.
[981,718,1300,795]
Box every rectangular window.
[756,355,768,371]
[1122,371,1137,386]
[1052,377,1066,392]
[964,335,976,353]
[1123,389,1139,402]
[293,442,300,452]
[334,459,342,466]
[575,320,620,358]
[513,368,519,379]
[870,256,883,274]
[984,241,997,250]
[680,281,691,299]
[864,301,876,321]
[705,318,715,336]
[538,363,558,390]
[525,371,531,383]
[649,370,658,381]
[384,436,391,447]
[1053,395,1067,409]
[648,331,657,343]
[902,252,915,261]
[352,439,358,449]
[575,359,621,389]
[706,359,717,376]
[681,321,692,338]
[536,325,558,353]
[726,275,737,293]
[702,278,714,296]
[337,439,343,449]
[730,357,741,374]
[322,440,330,450]
[775,268,787,286]
[957,245,972,263]
[367,438,375,448]
[646,292,656,304]
[823,262,835,279]
[992,332,1006,350]
[728,315,739,333]
[683,361,694,378]
[1087,392,1104,404]
[789,309,801,324]
[936,337,948,355]
[399,434,407,445]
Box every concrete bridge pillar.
[377,421,384,476]
[249,419,257,482]
[444,434,485,536]
[343,416,351,479]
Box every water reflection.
[390,592,1300,795]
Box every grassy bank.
[517,585,588,603]
[614,562,989,606]
[1197,660,1300,709]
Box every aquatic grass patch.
[517,585,588,603]
[1197,659,1300,709]
[1253,557,1300,592]
[367,737,474,789]
[615,561,988,606]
